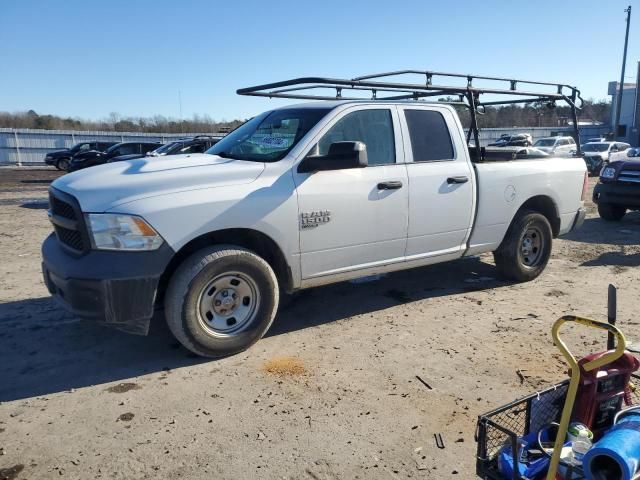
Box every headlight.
[86,214,163,251]
[600,167,616,179]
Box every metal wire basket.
[475,374,640,479]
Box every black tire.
[493,211,552,282]
[56,158,70,171]
[164,245,279,358]
[598,203,626,222]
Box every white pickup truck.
[42,74,588,357]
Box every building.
[608,61,640,146]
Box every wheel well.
[517,196,560,237]
[157,229,292,303]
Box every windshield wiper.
[215,151,239,159]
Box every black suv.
[44,141,116,171]
[108,136,221,163]
[593,148,640,221]
[68,141,161,172]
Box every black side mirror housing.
[298,141,368,173]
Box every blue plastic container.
[583,410,640,480]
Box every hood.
[51,153,265,212]
[610,158,640,171]
[109,153,144,162]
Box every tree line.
[440,98,611,129]
[0,100,611,133]
[0,110,245,133]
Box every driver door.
[293,106,408,280]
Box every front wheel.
[56,158,70,171]
[493,211,552,282]
[598,203,626,221]
[164,246,279,358]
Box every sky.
[1,0,638,122]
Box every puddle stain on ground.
[545,289,567,297]
[106,382,141,394]
[262,357,307,377]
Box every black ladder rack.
[237,70,585,160]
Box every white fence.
[0,128,225,165]
[0,125,611,166]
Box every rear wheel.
[598,203,626,221]
[164,246,279,358]
[56,158,70,171]
[493,211,552,282]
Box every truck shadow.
[0,257,507,402]
[269,256,507,336]
[563,212,640,246]
[0,298,206,402]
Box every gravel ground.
[0,166,639,480]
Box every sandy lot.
[1,166,639,480]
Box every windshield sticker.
[251,135,294,149]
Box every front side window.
[77,143,91,152]
[207,108,330,162]
[117,145,137,155]
[404,109,454,161]
[315,109,395,166]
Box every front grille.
[55,225,85,251]
[49,189,88,253]
[50,194,77,220]
[618,170,640,184]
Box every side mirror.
[298,141,368,173]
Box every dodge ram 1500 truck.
[42,71,588,357]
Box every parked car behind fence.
[67,141,161,172]
[45,141,116,171]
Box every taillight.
[581,171,588,201]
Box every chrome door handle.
[377,181,403,190]
[447,176,469,184]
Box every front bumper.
[593,182,640,209]
[41,233,174,335]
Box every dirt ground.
[1,166,639,480]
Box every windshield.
[534,139,556,147]
[207,108,331,162]
[582,143,609,152]
[151,142,181,155]
[105,143,124,154]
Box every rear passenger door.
[398,106,474,259]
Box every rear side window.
[117,144,137,155]
[404,110,454,161]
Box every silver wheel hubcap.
[519,226,543,267]
[197,272,260,337]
